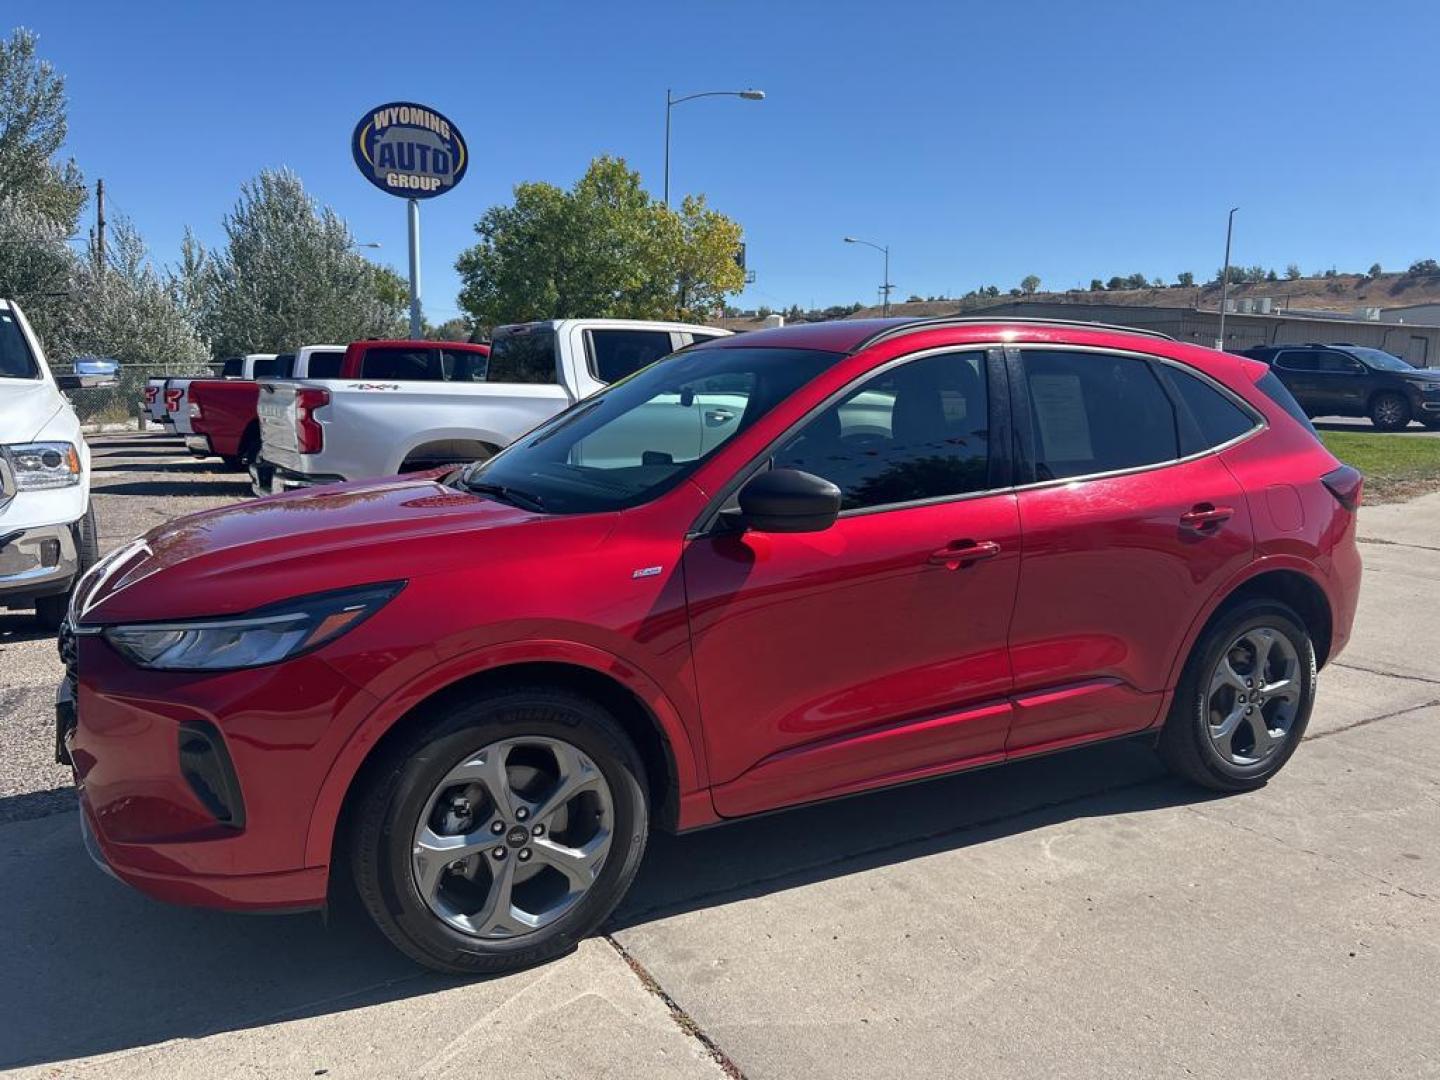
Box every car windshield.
[0,308,39,379]
[460,346,840,514]
[1348,347,1414,372]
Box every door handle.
[1179,504,1234,531]
[928,539,1001,569]
[704,408,735,426]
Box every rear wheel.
[1369,392,1411,431]
[349,686,649,974]
[1158,599,1315,791]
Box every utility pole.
[1216,206,1238,350]
[407,198,422,339]
[94,178,106,271]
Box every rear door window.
[1018,350,1179,482]
[220,356,244,378]
[487,327,559,384]
[1274,350,1318,372]
[360,347,444,381]
[252,354,294,379]
[588,329,676,383]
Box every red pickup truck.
[187,340,490,471]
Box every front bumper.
[250,458,346,498]
[61,627,374,912]
[0,521,79,603]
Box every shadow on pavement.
[0,611,53,644]
[91,459,229,474]
[95,478,253,498]
[1,736,1213,1070]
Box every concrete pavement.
[3,436,1440,1078]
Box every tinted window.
[252,354,294,379]
[775,351,990,511]
[1257,371,1320,438]
[589,329,676,383]
[360,347,443,381]
[1348,347,1413,372]
[220,356,244,378]
[468,347,838,514]
[1275,350,1318,372]
[1316,350,1363,374]
[1157,365,1258,453]
[442,348,488,382]
[307,350,344,379]
[0,309,38,379]
[1020,350,1178,481]
[488,327,559,384]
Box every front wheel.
[349,686,649,974]
[1158,599,1316,791]
[1370,392,1412,431]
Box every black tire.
[1369,392,1412,431]
[237,425,261,468]
[33,505,99,632]
[348,685,649,974]
[1158,599,1316,791]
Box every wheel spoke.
[412,821,498,899]
[469,853,524,937]
[445,743,515,819]
[1209,705,1246,760]
[1248,714,1276,757]
[1246,629,1277,683]
[1211,656,1247,694]
[530,831,611,892]
[531,742,604,824]
[1261,676,1299,703]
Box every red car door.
[1004,347,1256,754]
[683,348,1023,817]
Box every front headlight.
[5,442,81,490]
[103,582,403,671]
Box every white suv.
[0,300,103,629]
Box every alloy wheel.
[1205,627,1302,766]
[410,737,614,939]
[1376,397,1406,426]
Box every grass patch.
[1319,430,1440,503]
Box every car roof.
[693,316,1174,355]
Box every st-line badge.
[351,102,468,199]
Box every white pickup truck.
[1,299,111,629]
[250,320,729,495]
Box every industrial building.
[966,300,1440,367]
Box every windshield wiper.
[466,480,547,513]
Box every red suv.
[59,318,1362,973]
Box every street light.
[844,236,892,317]
[664,88,765,206]
[1216,206,1239,350]
[352,241,382,249]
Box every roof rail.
[852,315,1176,352]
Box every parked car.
[184,346,346,468]
[0,299,108,630]
[1240,343,1440,431]
[250,321,726,496]
[145,353,280,434]
[58,316,1362,974]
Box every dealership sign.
[351,102,468,199]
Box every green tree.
[195,169,407,356]
[1020,274,1040,295]
[1285,263,1302,280]
[456,156,745,326]
[1367,262,1382,277]
[0,195,74,345]
[0,29,85,231]
[1408,259,1438,275]
[1089,278,1104,292]
[1176,271,1194,287]
[426,316,473,342]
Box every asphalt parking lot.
[2,431,1438,1078]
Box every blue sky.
[11,0,1440,319]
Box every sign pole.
[407,197,422,339]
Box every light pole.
[844,236,892,316]
[351,241,382,249]
[1216,206,1239,350]
[664,88,765,206]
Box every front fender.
[302,637,707,868]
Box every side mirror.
[732,468,841,534]
[56,356,120,390]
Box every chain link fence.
[52,361,220,430]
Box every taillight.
[188,400,203,421]
[1322,464,1364,511]
[144,386,158,405]
[295,388,328,454]
[164,388,182,413]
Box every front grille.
[57,619,78,698]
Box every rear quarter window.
[360,347,444,381]
[1256,371,1320,438]
[1156,365,1259,453]
[306,351,345,379]
[487,329,559,384]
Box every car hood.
[0,379,64,443]
[1403,369,1440,384]
[75,475,617,624]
